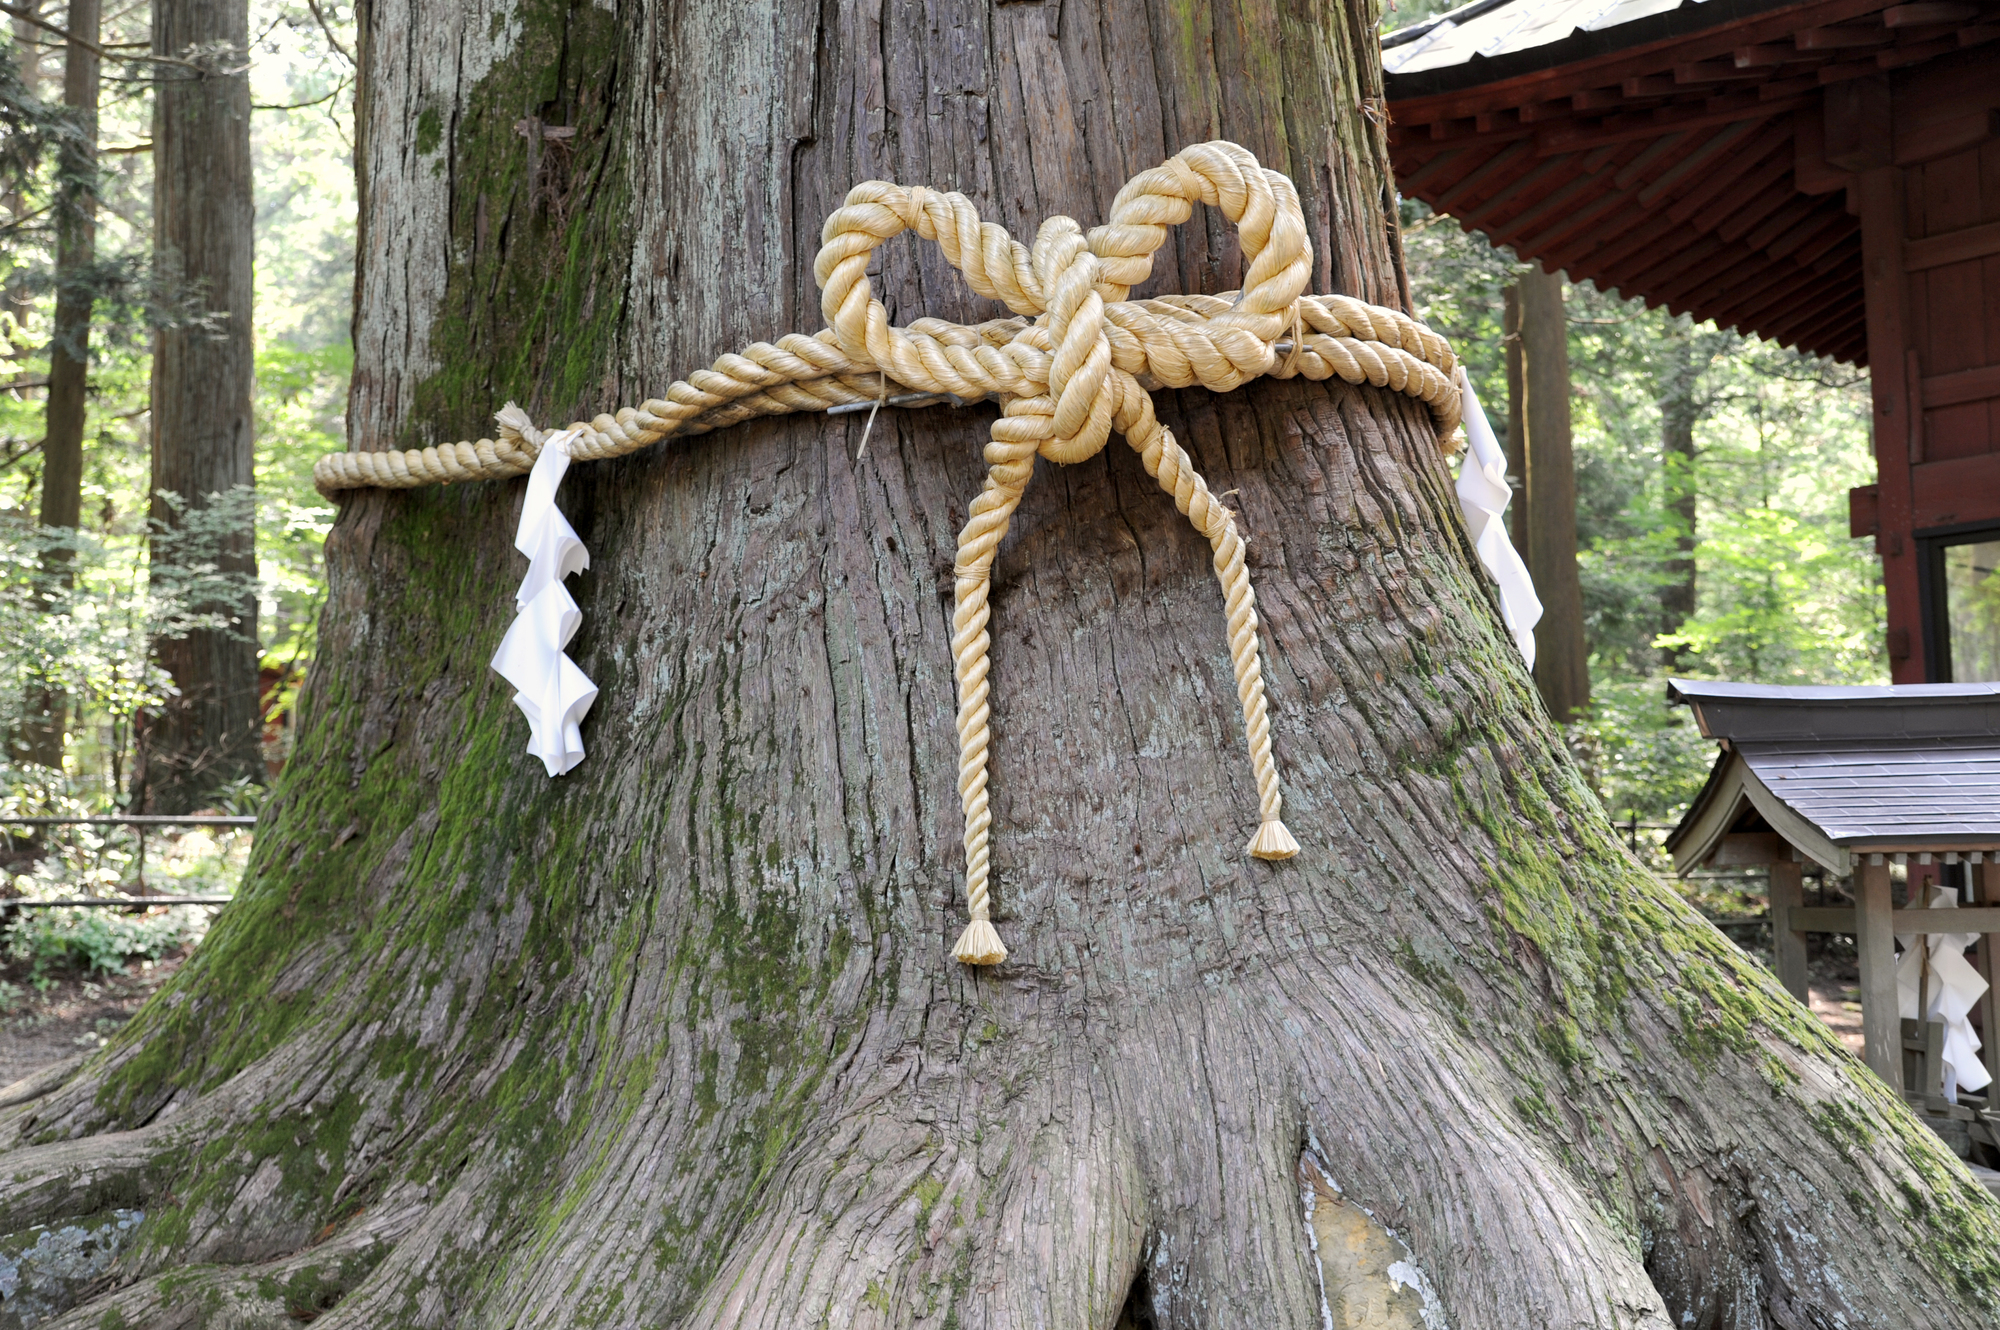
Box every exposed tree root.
[0,1054,88,1113]
[36,1183,427,1329]
[0,1125,179,1235]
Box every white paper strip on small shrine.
[1453,367,1544,670]
[1897,887,1993,1101]
[491,428,598,776]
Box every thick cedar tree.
[0,0,1996,1326]
[140,0,263,811]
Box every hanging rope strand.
[312,142,1467,966]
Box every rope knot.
[815,141,1351,481]
[495,402,546,457]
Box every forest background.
[0,0,1885,962]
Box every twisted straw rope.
[313,142,1463,967]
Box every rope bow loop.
[811,141,1318,469]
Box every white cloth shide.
[491,428,598,775]
[1453,367,1543,669]
[1897,886,1993,1101]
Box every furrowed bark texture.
[140,0,262,811]
[3,1,1998,1327]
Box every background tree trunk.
[17,0,98,772]
[1658,337,1699,671]
[1503,277,1525,554]
[138,0,261,810]
[0,1,1994,1327]
[4,1,42,334]
[1518,262,1590,723]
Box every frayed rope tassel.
[1249,819,1300,860]
[953,918,1007,967]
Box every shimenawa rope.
[313,142,1463,967]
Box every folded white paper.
[1454,368,1543,670]
[491,429,598,775]
[1897,887,1993,1100]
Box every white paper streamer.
[1897,887,1993,1101]
[1454,367,1543,670]
[491,429,598,776]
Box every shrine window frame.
[1921,521,2000,684]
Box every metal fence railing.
[1617,815,1679,853]
[0,814,254,908]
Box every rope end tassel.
[952,919,1008,967]
[312,142,1475,967]
[1249,820,1300,860]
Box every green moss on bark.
[407,0,633,446]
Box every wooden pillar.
[1855,857,1902,1091]
[1976,859,2000,1093]
[1769,859,1809,1004]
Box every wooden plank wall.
[1904,108,2000,539]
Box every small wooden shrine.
[1666,680,2000,1144]
[1383,0,2000,684]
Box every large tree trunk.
[0,1,1995,1326]
[137,0,261,811]
[1518,262,1589,723]
[18,0,98,771]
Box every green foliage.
[0,3,353,807]
[0,488,267,798]
[1401,200,1885,822]
[10,905,201,980]
[0,773,243,994]
[1566,678,1714,824]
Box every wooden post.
[1855,165,1924,682]
[1856,858,1902,1091]
[1769,859,1809,1004]
[1976,860,2000,1093]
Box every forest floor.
[1807,962,1865,1058]
[0,954,185,1091]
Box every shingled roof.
[1382,0,2000,366]
[1664,679,2000,874]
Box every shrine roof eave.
[1382,0,1815,108]
[1377,0,2000,367]
[1664,682,2000,875]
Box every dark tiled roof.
[1666,679,2000,744]
[1739,741,2000,847]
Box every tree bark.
[4,1,43,334]
[1658,336,1699,671]
[0,1,1995,1326]
[17,0,97,772]
[1518,263,1589,724]
[138,0,261,810]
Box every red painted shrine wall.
[1906,138,2000,523]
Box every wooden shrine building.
[1383,0,2000,684]
[1665,679,2000,1117]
